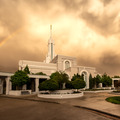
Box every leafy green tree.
[101,73,112,87]
[72,78,86,90]
[24,65,30,74]
[113,75,120,78]
[39,80,59,91]
[34,72,46,75]
[71,73,83,81]
[50,71,69,89]
[10,70,30,90]
[65,81,73,89]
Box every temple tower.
[45,25,55,63]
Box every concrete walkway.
[50,92,120,117]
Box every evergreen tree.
[24,65,30,74]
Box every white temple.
[19,25,98,89]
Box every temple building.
[19,25,98,89]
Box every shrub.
[72,78,86,89]
[50,71,69,89]
[39,80,59,91]
[65,81,73,89]
[10,70,30,90]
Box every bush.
[71,73,83,81]
[102,73,112,87]
[39,80,59,91]
[65,81,73,89]
[50,71,69,89]
[10,70,30,90]
[72,78,86,89]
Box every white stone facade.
[19,56,98,89]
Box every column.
[6,77,10,95]
[35,78,39,93]
[112,80,114,88]
[9,81,12,91]
[99,83,102,88]
[86,74,89,89]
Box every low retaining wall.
[9,90,31,96]
[38,91,84,99]
[83,90,113,93]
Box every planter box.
[9,90,31,96]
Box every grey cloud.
[0,0,120,76]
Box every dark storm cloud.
[59,0,120,36]
[0,0,120,76]
[98,52,120,76]
[0,0,23,33]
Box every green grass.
[106,96,120,104]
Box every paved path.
[0,97,111,120]
[44,92,120,117]
[17,92,120,117]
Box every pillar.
[22,84,26,90]
[99,83,102,88]
[86,74,89,89]
[35,78,39,93]
[9,81,12,91]
[6,77,10,95]
[112,80,114,88]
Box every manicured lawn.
[106,96,120,104]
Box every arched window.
[65,61,70,69]
[81,71,87,82]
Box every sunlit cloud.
[0,0,120,75]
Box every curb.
[74,105,120,119]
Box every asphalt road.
[0,97,111,120]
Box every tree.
[72,78,86,90]
[39,80,59,91]
[113,75,120,78]
[24,65,30,74]
[71,73,83,81]
[65,81,73,89]
[89,74,102,89]
[89,74,94,89]
[10,70,30,90]
[34,72,46,75]
[50,71,69,89]
[101,73,112,87]
[95,74,102,87]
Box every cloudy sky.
[0,0,120,76]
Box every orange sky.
[0,0,120,76]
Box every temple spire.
[45,25,55,63]
[50,25,52,38]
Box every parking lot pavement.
[0,97,111,120]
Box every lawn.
[106,96,120,104]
